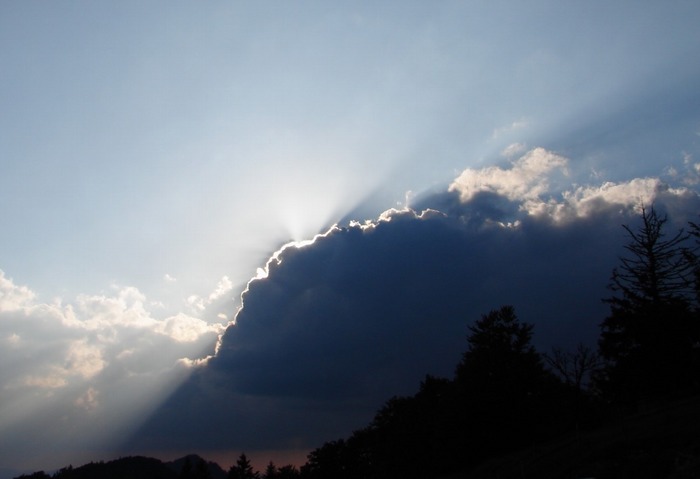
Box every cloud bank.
[0,275,230,469]
[127,148,700,458]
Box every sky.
[1,0,700,475]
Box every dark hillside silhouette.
[452,395,700,479]
[51,456,176,479]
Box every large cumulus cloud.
[129,148,700,457]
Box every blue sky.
[1,1,700,474]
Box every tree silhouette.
[228,454,258,479]
[544,344,600,392]
[599,206,700,401]
[263,462,277,479]
[301,439,354,479]
[53,465,74,479]
[687,218,700,304]
[276,465,300,479]
[608,206,694,306]
[455,305,548,396]
[454,305,564,453]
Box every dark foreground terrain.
[452,395,700,479]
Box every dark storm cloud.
[128,158,700,455]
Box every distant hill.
[52,456,174,479]
[13,454,226,479]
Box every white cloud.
[186,276,234,314]
[449,148,699,224]
[186,294,205,312]
[501,142,527,158]
[0,274,224,402]
[564,178,660,211]
[678,151,700,185]
[156,313,225,343]
[491,119,529,139]
[683,151,693,165]
[23,370,68,390]
[71,287,156,332]
[209,276,233,302]
[542,178,694,222]
[75,387,100,412]
[449,147,569,203]
[662,152,700,186]
[65,340,106,380]
[0,270,35,311]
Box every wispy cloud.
[491,119,529,139]
[185,276,235,322]
[501,142,528,158]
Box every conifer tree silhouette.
[599,206,700,401]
